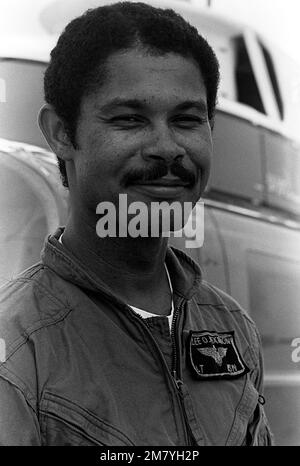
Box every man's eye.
[173,116,207,127]
[110,115,144,127]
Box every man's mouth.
[129,176,192,199]
[132,176,190,187]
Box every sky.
[1,0,300,65]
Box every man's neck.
[61,213,172,315]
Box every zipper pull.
[173,370,183,391]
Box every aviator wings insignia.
[197,345,227,366]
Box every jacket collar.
[41,227,202,303]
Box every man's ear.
[38,104,74,160]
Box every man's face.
[69,47,212,231]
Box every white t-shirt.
[129,264,174,331]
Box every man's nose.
[141,124,185,164]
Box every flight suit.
[0,228,274,445]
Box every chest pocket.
[185,371,260,445]
[40,392,135,446]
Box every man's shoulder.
[0,263,72,357]
[0,262,70,312]
[193,279,261,360]
[170,245,259,342]
[195,279,247,312]
[196,279,256,324]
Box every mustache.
[122,161,196,187]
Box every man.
[0,2,273,445]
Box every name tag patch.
[187,330,249,380]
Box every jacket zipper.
[125,300,193,445]
[170,299,183,383]
[170,298,197,445]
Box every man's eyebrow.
[174,100,208,113]
[96,98,208,113]
[96,99,146,113]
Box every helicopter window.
[259,41,284,120]
[233,35,266,114]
